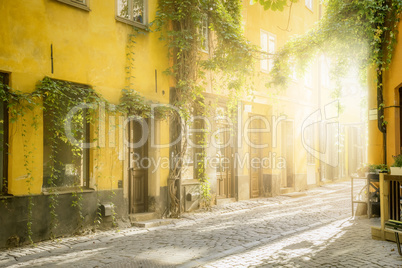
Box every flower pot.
[390,167,402,176]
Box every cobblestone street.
[1,181,401,267]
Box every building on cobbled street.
[0,0,365,248]
[367,11,402,247]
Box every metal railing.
[376,174,402,240]
[388,176,401,221]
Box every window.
[54,0,90,11]
[289,58,297,81]
[182,130,195,179]
[0,73,9,195]
[260,31,276,73]
[305,124,315,165]
[320,55,330,88]
[327,122,339,168]
[116,0,147,28]
[43,80,90,189]
[183,115,205,180]
[305,0,313,11]
[304,65,313,88]
[200,16,209,52]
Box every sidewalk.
[1,181,401,267]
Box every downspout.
[318,57,322,182]
[377,68,387,164]
[377,0,392,166]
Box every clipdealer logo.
[62,101,339,171]
[301,100,340,168]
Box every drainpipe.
[377,68,387,164]
[318,57,322,182]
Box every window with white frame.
[289,58,297,81]
[305,0,313,11]
[320,55,330,88]
[304,65,313,88]
[260,31,276,73]
[200,16,209,52]
[54,0,89,11]
[305,124,315,165]
[117,0,147,26]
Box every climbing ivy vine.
[152,0,257,216]
[257,0,298,11]
[0,82,41,244]
[268,0,402,122]
[0,76,157,243]
[274,1,400,76]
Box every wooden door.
[0,73,8,194]
[216,123,233,198]
[249,116,262,198]
[281,121,294,187]
[128,119,148,214]
[400,88,402,154]
[130,169,147,213]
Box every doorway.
[249,115,263,198]
[128,118,148,214]
[281,121,294,188]
[0,73,8,194]
[399,87,402,154]
[216,121,234,199]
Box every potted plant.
[368,164,377,174]
[357,165,369,177]
[390,154,402,175]
[375,164,389,174]
[366,164,387,181]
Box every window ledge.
[42,187,95,195]
[305,6,314,13]
[115,16,148,31]
[54,0,91,11]
[181,179,200,185]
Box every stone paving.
[1,181,401,267]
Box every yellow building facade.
[194,0,364,207]
[0,0,365,247]
[368,16,402,166]
[0,0,171,247]
[196,0,326,206]
[243,0,322,193]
